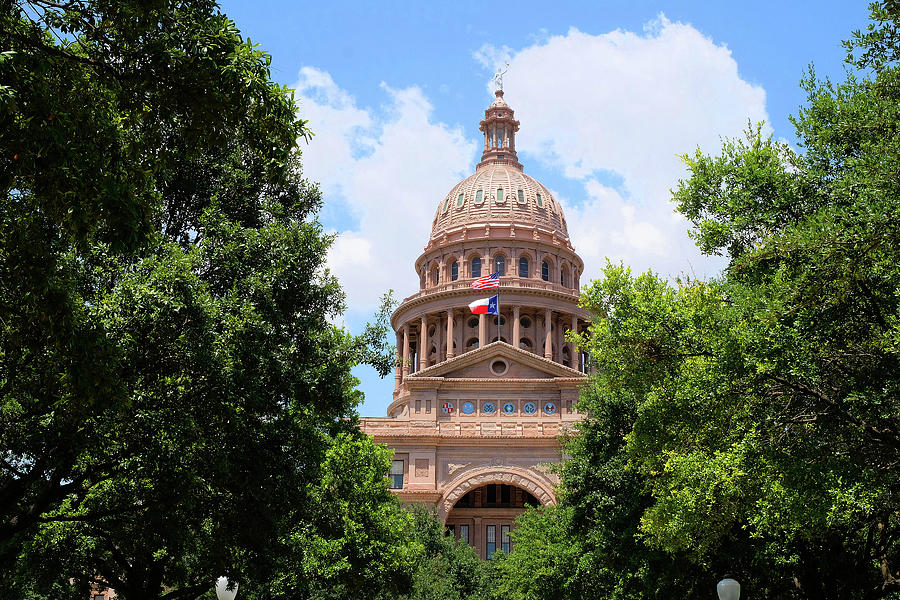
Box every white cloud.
[292,68,477,315]
[480,14,769,280]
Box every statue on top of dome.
[492,62,509,91]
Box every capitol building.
[360,88,591,559]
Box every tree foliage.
[392,506,494,600]
[0,2,399,599]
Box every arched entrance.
[439,467,556,559]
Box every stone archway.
[438,465,557,521]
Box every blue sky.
[218,0,872,417]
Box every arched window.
[466,337,479,350]
[451,261,459,281]
[519,257,529,278]
[541,260,550,281]
[494,255,506,276]
[431,267,439,286]
[471,257,482,278]
[560,266,568,288]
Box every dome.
[429,90,570,243]
[430,165,569,240]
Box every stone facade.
[360,90,590,559]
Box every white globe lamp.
[215,576,238,600]
[717,575,740,600]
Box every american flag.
[471,272,500,290]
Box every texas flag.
[468,295,499,315]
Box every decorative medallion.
[523,402,536,414]
[462,401,475,415]
[543,402,557,415]
[442,402,454,414]
[482,402,495,414]
[503,402,515,415]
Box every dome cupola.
[478,90,522,170]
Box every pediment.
[408,341,585,380]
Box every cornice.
[421,222,576,255]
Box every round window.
[482,402,496,414]
[503,402,516,414]
[523,402,537,414]
[468,317,479,329]
[491,360,509,375]
[543,402,557,415]
[493,316,506,326]
[520,317,532,329]
[462,401,475,415]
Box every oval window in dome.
[496,187,504,204]
[443,198,450,213]
[475,189,483,204]
[517,189,526,204]
[456,193,464,208]
[536,193,544,208]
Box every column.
[544,307,553,359]
[446,309,455,359]
[478,313,486,347]
[512,305,520,349]
[402,324,410,380]
[554,314,562,362]
[420,315,428,371]
[570,314,578,368]
[473,517,484,559]
[438,313,445,362]
[394,330,402,389]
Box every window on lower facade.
[389,460,403,489]
[460,524,469,544]
[501,525,511,553]
[486,525,496,559]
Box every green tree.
[393,506,494,600]
[559,3,900,598]
[1,2,402,599]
